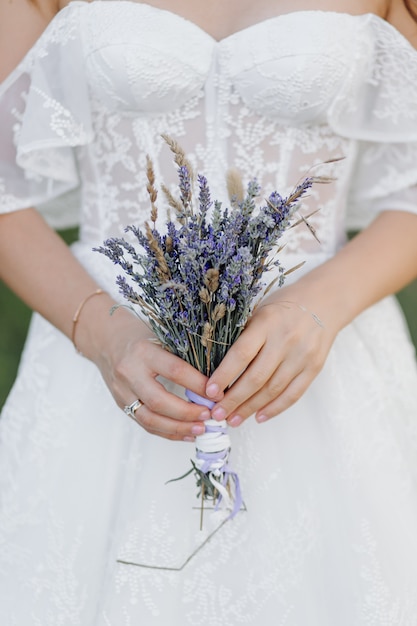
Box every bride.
[1,0,417,624]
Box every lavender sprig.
[95,136,324,523]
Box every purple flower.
[95,154,317,375]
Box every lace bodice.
[1,2,417,267]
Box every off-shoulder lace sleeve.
[0,4,92,228]
[329,14,417,229]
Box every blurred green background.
[0,228,416,410]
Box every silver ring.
[123,399,143,420]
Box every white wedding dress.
[1,3,417,624]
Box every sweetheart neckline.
[2,1,415,95]
[69,1,382,44]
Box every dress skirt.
[1,284,417,625]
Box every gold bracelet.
[71,288,105,354]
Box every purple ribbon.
[185,389,215,409]
[196,449,229,473]
[204,424,228,434]
[214,464,243,519]
[186,389,243,518]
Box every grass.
[1,229,417,410]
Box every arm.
[0,209,211,439]
[387,0,417,48]
[205,210,417,425]
[205,1,417,425]
[0,0,58,82]
[0,0,211,441]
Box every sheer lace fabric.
[1,3,417,239]
[1,3,417,625]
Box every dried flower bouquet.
[96,135,328,524]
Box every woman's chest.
[79,2,371,123]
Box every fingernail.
[256,414,269,423]
[212,407,226,421]
[183,436,195,442]
[191,424,205,435]
[198,409,211,421]
[206,383,220,398]
[229,415,242,427]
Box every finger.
[128,401,206,441]
[209,349,279,420]
[134,377,212,423]
[112,373,211,425]
[224,361,304,426]
[248,338,327,423]
[205,326,265,400]
[149,348,212,400]
[209,326,326,421]
[253,370,315,423]
[113,347,213,422]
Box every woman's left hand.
[204,290,337,426]
[205,209,417,426]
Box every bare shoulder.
[386,0,417,47]
[0,0,62,82]
[58,0,87,5]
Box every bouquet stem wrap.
[186,389,242,518]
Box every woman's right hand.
[83,301,217,442]
[0,210,216,444]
